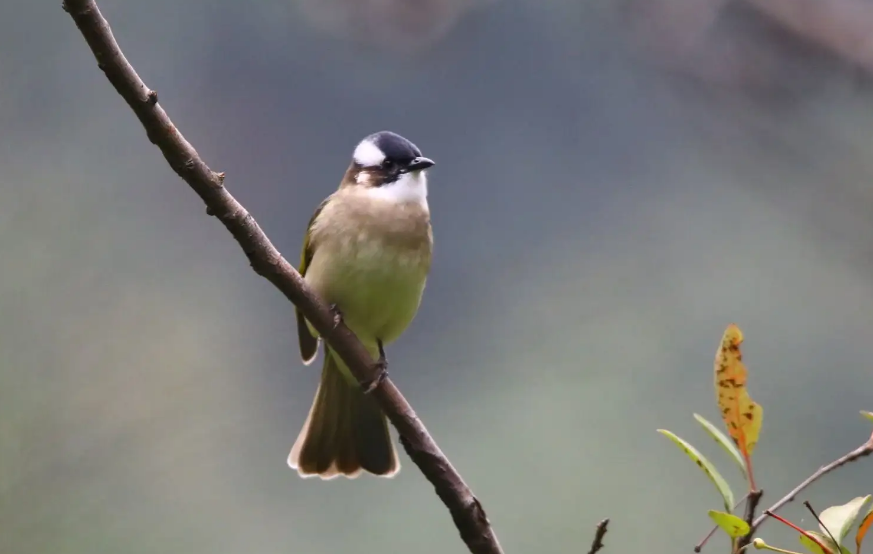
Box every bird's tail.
[288,347,399,479]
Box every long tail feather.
[288,347,399,479]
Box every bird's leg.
[328,303,343,330]
[362,339,389,394]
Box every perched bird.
[288,131,435,479]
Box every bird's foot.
[329,303,343,330]
[362,340,388,394]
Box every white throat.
[365,170,429,209]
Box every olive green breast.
[305,190,433,347]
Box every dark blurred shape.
[292,0,497,54]
[624,0,873,97]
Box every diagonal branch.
[61,1,503,553]
[750,435,873,533]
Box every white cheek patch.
[353,139,385,167]
[366,170,429,208]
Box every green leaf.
[709,510,750,538]
[820,497,872,545]
[855,506,873,554]
[657,429,734,510]
[800,531,852,554]
[694,413,747,476]
[861,412,873,423]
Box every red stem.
[744,451,757,492]
[764,511,831,553]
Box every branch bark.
[587,519,610,554]
[735,489,762,553]
[61,2,503,553]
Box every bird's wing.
[296,198,329,365]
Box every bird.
[288,130,435,479]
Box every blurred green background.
[2,1,873,553]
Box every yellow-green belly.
[304,237,429,354]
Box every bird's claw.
[329,303,343,330]
[362,359,388,395]
[362,339,388,394]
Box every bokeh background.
[2,1,873,553]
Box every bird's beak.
[405,156,435,172]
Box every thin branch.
[693,523,719,553]
[750,436,873,532]
[735,489,763,553]
[587,519,610,554]
[61,1,504,553]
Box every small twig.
[695,492,750,552]
[694,525,720,553]
[61,2,503,553]
[736,489,763,553]
[587,519,610,554]
[751,437,873,532]
[803,501,840,548]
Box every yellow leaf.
[714,324,763,486]
[800,531,850,554]
[708,510,750,538]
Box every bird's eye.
[381,159,395,170]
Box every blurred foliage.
[660,325,873,554]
